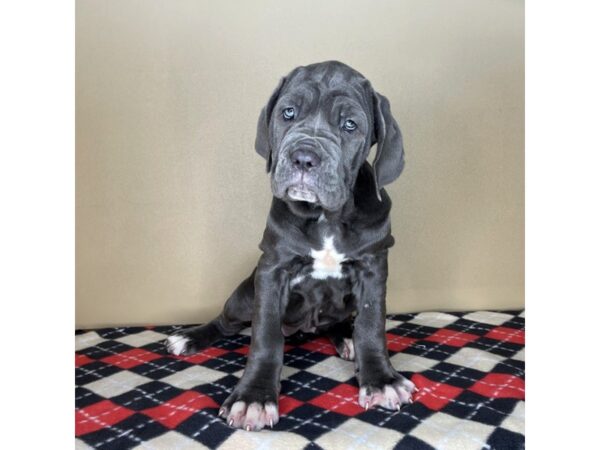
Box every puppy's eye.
[343,119,357,132]
[283,107,295,120]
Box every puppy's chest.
[309,235,347,280]
[291,227,359,286]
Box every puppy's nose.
[291,149,321,171]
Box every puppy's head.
[255,61,405,212]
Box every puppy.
[166,61,415,431]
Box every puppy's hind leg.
[166,322,223,356]
[166,269,256,356]
[327,320,355,361]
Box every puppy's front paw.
[359,376,416,411]
[220,390,279,431]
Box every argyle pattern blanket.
[75,310,525,449]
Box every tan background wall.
[76,0,524,328]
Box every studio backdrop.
[76,0,524,328]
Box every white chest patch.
[310,236,347,279]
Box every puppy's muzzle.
[286,146,322,203]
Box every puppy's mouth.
[287,185,318,203]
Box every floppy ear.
[371,91,405,200]
[255,76,287,172]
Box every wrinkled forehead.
[278,66,372,118]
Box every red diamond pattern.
[485,326,525,345]
[412,373,464,411]
[234,344,294,355]
[299,337,338,355]
[76,400,134,436]
[386,333,418,352]
[469,373,525,399]
[309,383,364,416]
[179,347,229,364]
[425,328,479,347]
[101,348,162,369]
[142,391,218,429]
[279,395,305,415]
[76,353,94,367]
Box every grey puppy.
[166,61,416,431]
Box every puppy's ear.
[255,76,287,172]
[371,90,405,200]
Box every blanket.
[75,310,525,449]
